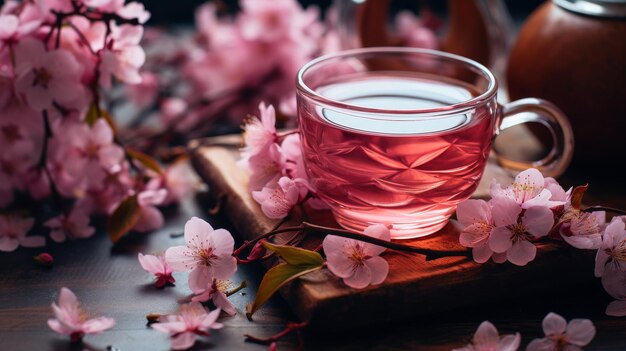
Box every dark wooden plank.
[189,140,603,333]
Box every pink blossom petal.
[491,197,522,227]
[325,251,356,279]
[364,256,388,285]
[460,223,491,248]
[0,237,19,252]
[214,291,237,316]
[562,234,602,250]
[472,243,493,264]
[342,264,372,289]
[499,333,521,351]
[457,199,491,227]
[138,253,163,274]
[506,240,537,266]
[47,319,72,335]
[184,217,213,249]
[81,317,115,334]
[522,206,554,238]
[362,224,390,257]
[170,331,196,350]
[526,338,556,351]
[210,255,237,281]
[492,252,507,264]
[601,267,626,300]
[543,312,567,336]
[165,246,197,272]
[133,206,164,233]
[605,217,626,248]
[49,229,66,243]
[489,227,513,253]
[208,229,235,256]
[606,300,626,317]
[565,319,595,346]
[522,189,557,209]
[150,320,186,334]
[472,321,499,348]
[594,249,610,278]
[199,308,222,329]
[189,265,212,294]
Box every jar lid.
[554,0,626,18]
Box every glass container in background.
[334,0,515,87]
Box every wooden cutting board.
[189,135,594,332]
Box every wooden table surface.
[1,180,625,350]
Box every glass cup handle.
[495,98,574,178]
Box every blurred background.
[141,0,545,25]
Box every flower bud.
[34,253,54,267]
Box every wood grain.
[189,137,596,332]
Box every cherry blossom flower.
[252,176,307,219]
[452,321,520,351]
[560,211,605,250]
[489,197,554,266]
[244,143,285,190]
[14,39,84,111]
[62,119,125,190]
[457,199,496,263]
[544,177,571,204]
[191,279,237,316]
[48,287,115,342]
[601,266,626,317]
[133,189,167,233]
[241,102,277,159]
[147,161,198,205]
[323,224,390,289]
[0,214,44,252]
[138,253,175,288]
[99,24,145,89]
[0,11,41,52]
[45,207,95,243]
[117,2,151,24]
[152,303,223,350]
[165,217,237,293]
[526,312,595,351]
[594,217,626,278]
[490,168,564,210]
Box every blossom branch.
[244,321,308,349]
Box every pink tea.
[298,73,496,238]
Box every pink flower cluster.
[241,102,327,219]
[457,168,626,316]
[455,313,595,351]
[458,169,573,266]
[137,217,238,349]
[0,1,197,250]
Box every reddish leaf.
[108,195,141,243]
[570,184,589,210]
[127,148,163,174]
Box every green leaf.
[127,148,163,174]
[85,103,99,126]
[262,241,324,266]
[85,104,117,134]
[108,195,141,243]
[570,184,589,210]
[247,262,323,319]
